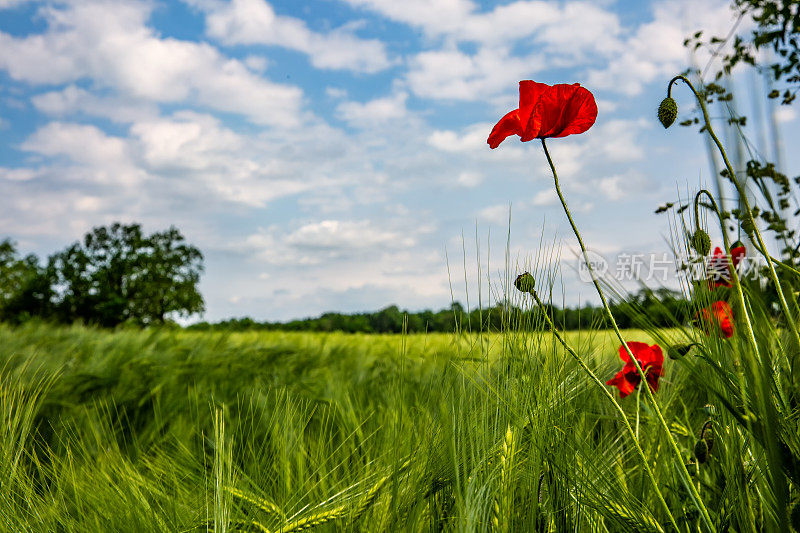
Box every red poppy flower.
[487,81,598,149]
[697,301,734,338]
[706,244,746,288]
[606,342,665,399]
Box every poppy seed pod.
[703,427,714,452]
[691,229,711,256]
[514,272,535,294]
[694,438,709,464]
[741,216,755,235]
[658,97,678,128]
[667,344,693,360]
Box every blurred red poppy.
[697,301,734,338]
[706,244,746,288]
[487,81,598,149]
[606,342,665,399]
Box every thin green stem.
[673,75,792,531]
[692,189,764,365]
[542,138,715,531]
[671,75,800,354]
[529,290,676,532]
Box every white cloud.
[326,87,348,100]
[774,106,796,123]
[478,203,510,225]
[31,85,159,123]
[0,0,31,9]
[336,92,409,127]
[407,45,542,101]
[20,122,147,186]
[585,119,649,162]
[457,171,482,187]
[0,0,304,126]
[593,171,653,201]
[596,175,626,201]
[532,189,557,206]
[586,0,737,96]
[344,1,621,102]
[369,0,735,103]
[287,220,413,250]
[243,55,269,73]
[131,111,243,170]
[428,123,493,153]
[340,0,475,37]
[244,219,418,266]
[129,111,325,207]
[0,167,40,181]
[201,0,393,73]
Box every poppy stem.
[541,137,716,531]
[670,74,800,357]
[693,188,769,366]
[527,289,677,532]
[669,76,795,531]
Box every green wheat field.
[1,310,795,532]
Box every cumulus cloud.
[200,0,393,73]
[586,0,738,95]
[407,45,542,101]
[336,92,409,127]
[31,86,159,123]
[243,218,420,266]
[339,0,474,37]
[477,203,511,225]
[0,0,304,126]
[20,122,147,186]
[346,0,736,103]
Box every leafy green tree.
[0,239,53,323]
[129,226,205,323]
[50,223,204,326]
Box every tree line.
[0,223,204,327]
[2,222,691,332]
[189,288,692,334]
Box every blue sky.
[0,0,797,322]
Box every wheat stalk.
[492,425,515,533]
[278,457,411,533]
[225,486,284,519]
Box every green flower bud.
[514,272,535,294]
[703,427,714,452]
[691,229,711,255]
[668,344,693,360]
[694,438,709,464]
[741,217,756,235]
[702,404,717,417]
[658,97,678,128]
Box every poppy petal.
[697,301,735,338]
[607,371,636,398]
[488,109,524,149]
[641,343,664,367]
[713,301,734,338]
[646,371,662,392]
[550,85,598,138]
[731,245,746,268]
[619,341,652,363]
[525,84,597,140]
[518,80,551,112]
